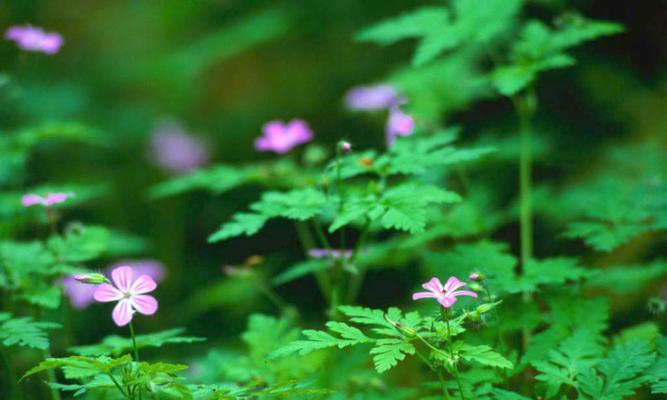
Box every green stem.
[42,348,61,400]
[128,321,139,362]
[415,347,450,400]
[442,310,465,400]
[256,276,294,314]
[107,373,130,399]
[294,222,330,299]
[513,87,537,350]
[345,220,371,303]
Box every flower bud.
[475,303,495,314]
[469,283,483,292]
[339,141,352,153]
[385,315,416,337]
[73,273,108,285]
[468,272,485,281]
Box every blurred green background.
[1,0,666,370]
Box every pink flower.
[107,260,166,283]
[21,192,73,207]
[149,119,209,174]
[344,84,401,111]
[255,119,313,154]
[63,261,165,311]
[386,105,415,146]
[412,276,478,308]
[5,25,63,54]
[93,266,158,326]
[63,276,98,309]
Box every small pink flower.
[21,192,73,207]
[255,119,313,154]
[468,273,480,281]
[93,266,158,327]
[63,261,165,311]
[148,119,209,174]
[5,25,63,54]
[344,84,401,111]
[412,276,478,308]
[386,106,415,146]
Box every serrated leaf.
[0,313,60,350]
[370,338,415,373]
[69,328,204,356]
[459,344,513,369]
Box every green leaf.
[649,336,667,394]
[269,324,372,359]
[533,329,605,396]
[423,241,517,294]
[47,225,110,263]
[208,212,268,242]
[357,0,522,66]
[0,313,60,350]
[459,344,513,369]
[370,338,415,373]
[21,355,132,381]
[69,328,205,356]
[491,15,623,96]
[209,188,326,242]
[579,340,655,400]
[272,259,330,286]
[149,164,256,199]
[513,257,591,293]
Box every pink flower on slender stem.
[412,276,478,308]
[93,266,158,327]
[5,25,63,54]
[21,192,73,207]
[255,119,313,154]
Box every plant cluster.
[1,1,666,399]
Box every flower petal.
[412,291,439,300]
[452,290,478,298]
[438,295,457,308]
[112,299,134,326]
[21,194,44,207]
[93,283,123,302]
[111,266,133,292]
[444,276,466,292]
[422,277,443,293]
[130,295,158,315]
[130,275,157,294]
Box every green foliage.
[0,312,60,350]
[491,14,623,95]
[209,188,325,242]
[458,344,513,369]
[21,354,132,381]
[534,329,605,397]
[272,305,510,377]
[69,328,205,356]
[578,340,655,399]
[587,260,667,294]
[357,0,522,66]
